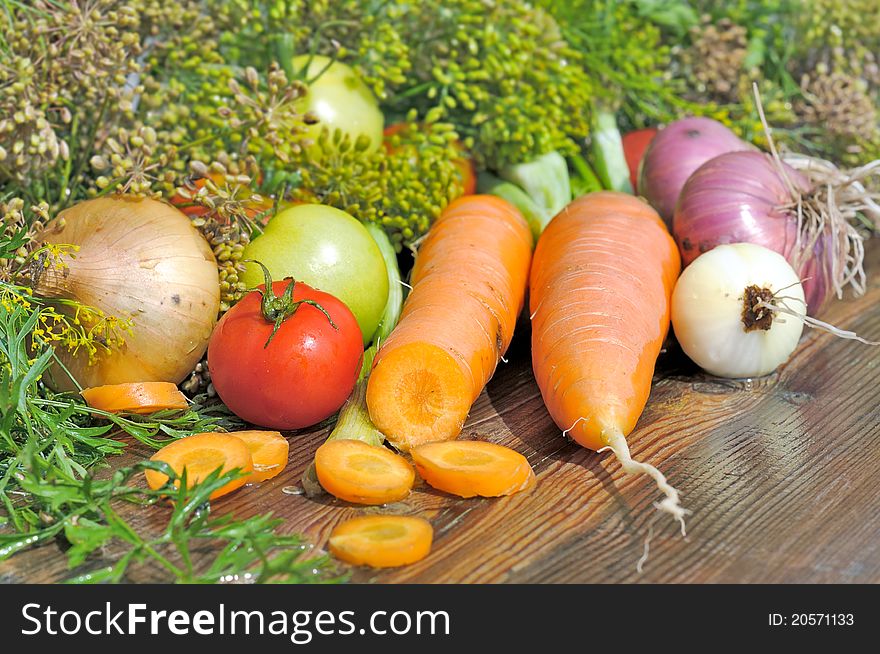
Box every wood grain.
[4,246,880,584]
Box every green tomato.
[241,204,389,345]
[293,55,384,156]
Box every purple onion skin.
[638,117,752,227]
[673,150,831,315]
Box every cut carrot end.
[228,430,289,483]
[367,343,471,451]
[411,440,536,498]
[81,381,188,414]
[145,432,254,500]
[328,515,433,568]
[315,439,414,505]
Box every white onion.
[34,196,220,391]
[671,243,805,378]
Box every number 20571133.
[768,613,854,626]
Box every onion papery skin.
[639,117,751,226]
[673,150,830,316]
[36,196,220,391]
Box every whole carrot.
[530,191,685,530]
[366,195,533,451]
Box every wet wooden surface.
[4,248,880,584]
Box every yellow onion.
[35,196,220,391]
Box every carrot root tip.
[603,429,688,536]
[655,500,688,537]
[636,525,654,574]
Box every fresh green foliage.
[1,461,341,584]
[568,154,604,198]
[209,0,411,103]
[632,0,697,37]
[383,0,594,171]
[294,120,463,249]
[545,0,702,130]
[0,285,210,526]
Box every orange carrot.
[145,432,254,500]
[366,195,533,450]
[315,439,414,505]
[80,381,188,414]
[411,441,535,498]
[529,192,685,530]
[229,430,289,483]
[328,515,433,568]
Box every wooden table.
[4,248,880,584]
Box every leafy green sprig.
[545,0,727,133]
[0,298,213,521]
[2,459,342,584]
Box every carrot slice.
[144,432,254,500]
[328,515,433,568]
[411,440,535,498]
[315,439,414,505]
[81,381,188,414]
[229,430,290,483]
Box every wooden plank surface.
[3,246,880,584]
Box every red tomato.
[622,128,658,192]
[208,280,363,430]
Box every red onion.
[674,150,858,316]
[639,117,752,226]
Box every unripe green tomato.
[241,204,389,345]
[293,55,384,156]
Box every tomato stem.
[245,260,338,348]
